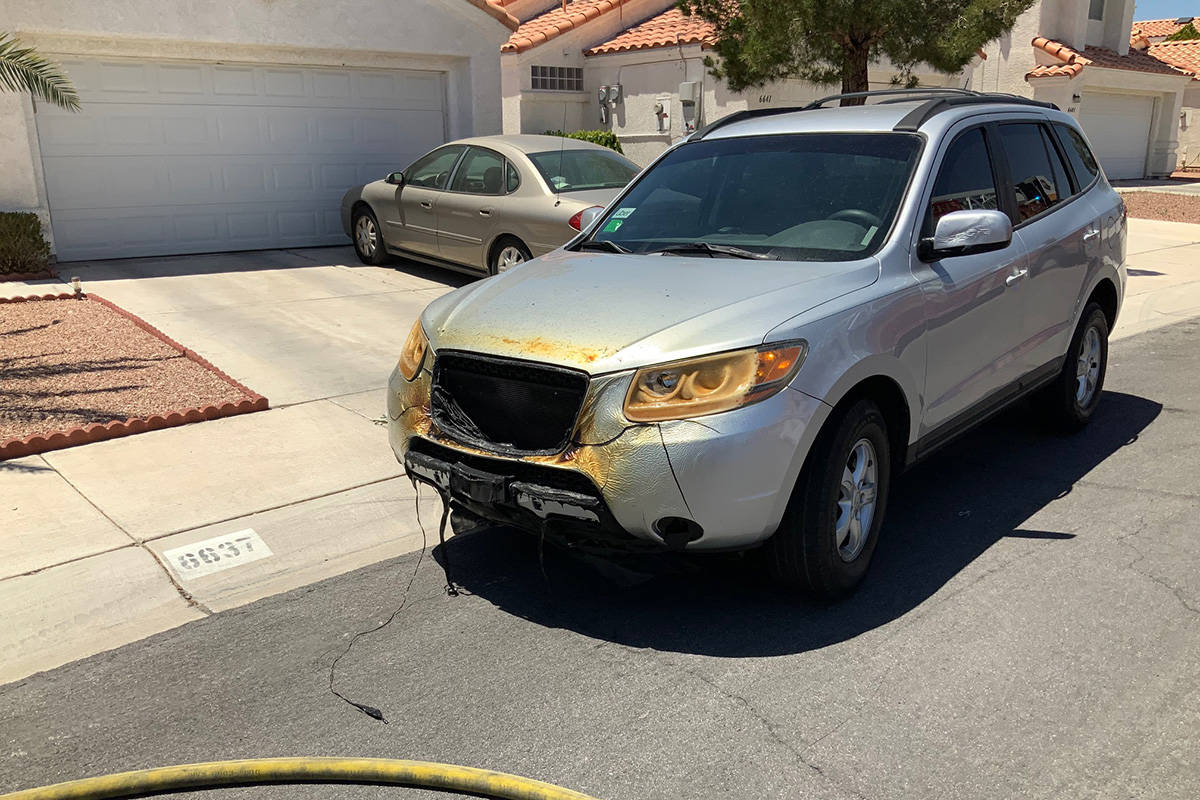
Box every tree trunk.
[839,45,870,106]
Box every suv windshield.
[527,148,640,192]
[586,133,921,261]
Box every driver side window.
[926,128,999,235]
[406,146,465,190]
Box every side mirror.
[578,206,604,231]
[385,171,405,186]
[920,209,1012,261]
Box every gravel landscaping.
[1,298,253,443]
[1122,191,1200,225]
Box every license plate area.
[450,462,507,504]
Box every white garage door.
[1079,92,1154,180]
[36,58,447,261]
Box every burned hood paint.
[422,249,879,374]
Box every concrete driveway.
[3,219,1200,685]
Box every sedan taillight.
[569,206,604,231]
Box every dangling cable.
[436,493,461,597]
[326,479,429,723]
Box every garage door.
[35,58,447,261]
[1079,92,1154,180]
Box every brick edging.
[1,292,269,461]
[0,266,58,283]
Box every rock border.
[0,266,58,283]
[1,292,269,461]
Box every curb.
[1,293,269,461]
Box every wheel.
[352,207,389,266]
[1037,302,1109,431]
[764,399,891,598]
[488,237,531,275]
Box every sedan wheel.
[489,237,532,275]
[351,209,388,266]
[497,246,525,272]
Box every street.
[2,314,1198,799]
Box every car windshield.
[527,148,640,192]
[586,132,922,261]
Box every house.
[502,0,1198,178]
[1128,17,1200,168]
[0,0,517,261]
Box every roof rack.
[689,88,1059,140]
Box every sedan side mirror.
[385,171,405,186]
[920,209,1012,261]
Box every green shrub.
[0,212,51,274]
[1165,22,1200,41]
[543,129,624,154]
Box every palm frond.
[0,32,80,111]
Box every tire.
[764,399,891,599]
[1037,302,1109,432]
[351,207,389,266]
[488,236,531,275]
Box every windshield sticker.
[602,219,624,233]
[612,207,635,219]
[861,225,879,246]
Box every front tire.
[764,399,891,599]
[1037,302,1109,432]
[352,208,389,266]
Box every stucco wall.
[1177,87,1200,170]
[0,0,512,249]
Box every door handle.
[478,207,493,217]
[1082,229,1100,242]
[419,201,433,210]
[1005,268,1028,286]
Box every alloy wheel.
[496,245,525,272]
[1075,325,1102,407]
[355,215,377,258]
[835,438,878,562]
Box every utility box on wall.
[679,81,701,133]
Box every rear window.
[527,149,639,192]
[997,123,1068,222]
[1054,123,1101,186]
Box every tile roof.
[583,7,715,55]
[1131,17,1193,39]
[501,0,634,54]
[1148,39,1200,78]
[1027,35,1192,79]
[463,0,521,30]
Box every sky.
[1133,0,1196,20]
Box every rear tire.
[1037,302,1109,432]
[488,236,531,275]
[764,399,891,599]
[352,207,390,266]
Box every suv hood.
[423,248,878,374]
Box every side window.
[926,128,998,233]
[449,147,506,195]
[997,122,1065,222]
[1040,125,1074,196]
[1054,123,1100,187]
[406,146,464,190]
[506,161,520,193]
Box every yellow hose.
[0,757,601,800]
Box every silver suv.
[390,89,1126,598]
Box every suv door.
[436,146,507,268]
[996,121,1100,378]
[381,145,465,257]
[915,125,1030,436]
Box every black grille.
[431,351,588,454]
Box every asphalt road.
[2,318,1198,800]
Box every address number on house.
[164,529,272,579]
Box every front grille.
[431,351,589,454]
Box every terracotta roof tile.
[1028,35,1192,79]
[501,0,631,53]
[1132,17,1193,39]
[583,7,715,56]
[463,0,521,31]
[1148,39,1200,78]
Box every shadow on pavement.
[436,390,1161,657]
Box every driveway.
[3,219,1200,686]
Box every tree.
[0,32,80,110]
[681,0,1037,104]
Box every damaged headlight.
[397,320,429,381]
[624,342,807,422]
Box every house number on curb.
[163,529,272,580]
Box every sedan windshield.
[527,148,640,192]
[586,133,921,261]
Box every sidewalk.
[4,219,1200,685]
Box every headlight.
[624,342,808,422]
[397,320,428,381]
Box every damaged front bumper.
[388,360,831,551]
